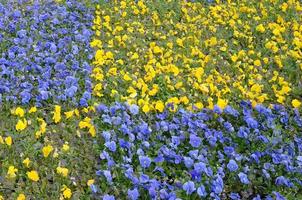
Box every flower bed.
[0,0,301,199]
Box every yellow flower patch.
[91,0,302,111]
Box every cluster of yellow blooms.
[91,0,302,112]
[0,106,99,199]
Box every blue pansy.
[129,104,139,115]
[103,170,113,184]
[139,155,151,168]
[128,188,140,200]
[189,134,201,148]
[182,181,196,195]
[105,141,117,152]
[238,172,249,184]
[273,191,286,200]
[197,185,207,197]
[103,194,115,200]
[211,175,224,194]
[245,116,258,129]
[194,162,207,174]
[275,176,291,187]
[184,157,194,168]
[90,184,97,193]
[227,159,238,172]
[230,192,241,200]
[224,122,234,132]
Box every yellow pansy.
[16,119,27,131]
[15,107,25,117]
[7,166,18,178]
[217,98,228,110]
[64,110,74,119]
[5,136,12,146]
[42,145,53,158]
[256,24,265,33]
[89,125,96,137]
[155,101,165,112]
[23,158,31,168]
[28,106,37,113]
[194,102,204,110]
[17,194,26,200]
[87,179,95,186]
[62,186,72,199]
[62,143,70,152]
[142,104,151,113]
[56,167,69,177]
[27,170,39,182]
[53,105,61,123]
[292,99,301,108]
[253,60,261,67]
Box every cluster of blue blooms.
[92,102,302,200]
[0,0,93,106]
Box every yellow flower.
[123,74,132,81]
[104,15,110,22]
[15,107,25,117]
[130,53,139,60]
[0,136,4,144]
[53,148,59,158]
[120,1,126,9]
[180,96,189,105]
[23,158,31,168]
[231,54,238,62]
[142,104,150,113]
[27,170,39,182]
[89,125,96,137]
[62,186,72,199]
[153,45,162,54]
[217,98,228,110]
[42,145,53,158]
[167,42,173,49]
[62,143,70,152]
[253,59,261,67]
[56,167,69,177]
[87,179,95,186]
[7,166,18,178]
[5,136,12,146]
[17,193,26,200]
[28,106,37,113]
[155,101,165,112]
[256,24,265,33]
[64,110,74,119]
[209,37,217,46]
[194,102,204,110]
[53,105,61,123]
[16,119,27,131]
[292,99,301,108]
[176,38,184,47]
[79,117,91,129]
[74,109,80,116]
